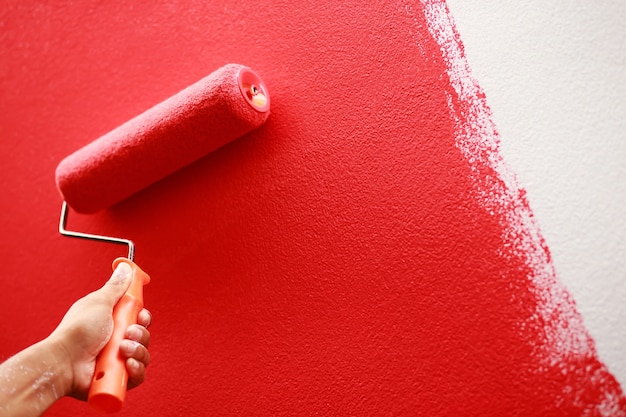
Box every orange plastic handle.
[88,258,150,413]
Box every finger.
[126,358,146,390]
[126,324,151,348]
[120,339,151,367]
[95,262,133,307]
[137,308,152,328]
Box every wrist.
[41,335,75,399]
[0,337,75,416]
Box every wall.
[0,1,624,416]
[447,0,626,389]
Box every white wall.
[446,0,626,389]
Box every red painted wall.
[0,1,624,415]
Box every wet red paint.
[0,1,624,416]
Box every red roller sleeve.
[55,64,270,213]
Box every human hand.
[48,262,152,400]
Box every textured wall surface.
[447,0,626,389]
[0,1,624,416]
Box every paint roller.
[55,63,270,413]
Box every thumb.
[97,261,133,307]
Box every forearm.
[0,337,72,417]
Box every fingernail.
[128,358,140,370]
[121,340,139,355]
[127,326,142,341]
[112,262,132,284]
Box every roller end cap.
[238,67,270,113]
